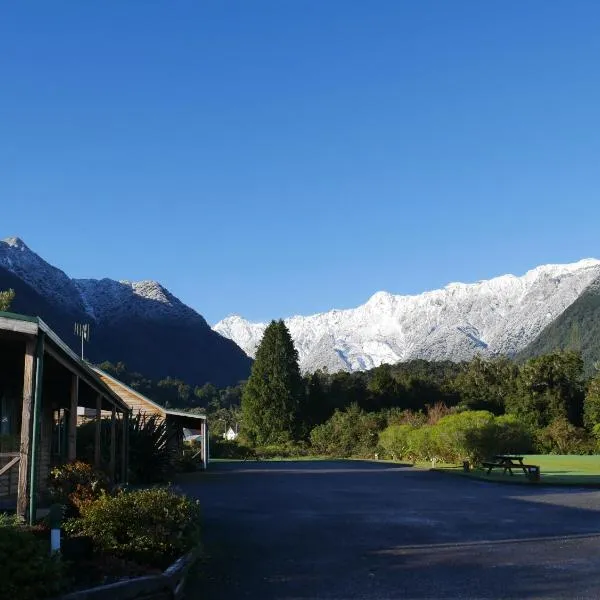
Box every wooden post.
[109,405,116,483]
[28,333,45,525]
[94,395,101,468]
[17,339,36,520]
[121,411,129,484]
[68,375,78,462]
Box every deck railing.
[0,453,20,497]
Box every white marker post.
[48,504,63,555]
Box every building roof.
[0,311,131,414]
[92,367,207,423]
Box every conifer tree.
[241,320,303,445]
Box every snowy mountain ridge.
[0,236,251,386]
[0,237,203,324]
[214,259,600,373]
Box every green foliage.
[433,411,497,463]
[97,361,246,412]
[379,424,415,460]
[506,351,585,428]
[0,288,15,312]
[378,410,533,465]
[584,374,600,429]
[209,438,253,459]
[367,364,402,410]
[76,412,171,483]
[48,461,110,517]
[0,512,21,528]
[127,413,171,483]
[66,487,201,569]
[241,320,303,445]
[309,404,384,457]
[0,526,66,599]
[452,356,518,413]
[405,426,440,462]
[254,441,311,458]
[535,417,594,454]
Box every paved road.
[180,461,600,599]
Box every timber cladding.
[96,374,165,420]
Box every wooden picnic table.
[483,454,539,478]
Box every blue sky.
[1,2,599,324]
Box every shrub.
[254,442,310,458]
[436,411,494,462]
[0,512,21,528]
[379,424,415,460]
[48,461,110,517]
[536,417,594,454]
[209,438,253,459]
[66,487,201,569]
[406,426,441,463]
[127,413,172,483]
[0,526,66,599]
[309,404,384,458]
[391,411,534,465]
[77,412,172,484]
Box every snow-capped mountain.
[214,259,600,373]
[0,237,251,386]
[0,237,202,324]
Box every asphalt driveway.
[180,460,600,599]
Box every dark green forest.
[99,340,600,459]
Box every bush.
[127,413,172,483]
[379,424,415,460]
[254,441,310,458]
[77,412,172,484]
[406,426,441,462]
[536,417,595,454]
[65,487,201,569]
[0,512,21,528]
[48,461,110,517]
[433,411,496,463]
[381,411,534,465]
[0,526,66,599]
[209,437,253,459]
[310,404,384,458]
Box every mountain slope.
[215,259,600,373]
[0,237,251,386]
[517,275,600,374]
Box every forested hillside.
[518,277,600,375]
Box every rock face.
[214,259,600,373]
[0,237,251,386]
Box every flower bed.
[1,463,202,598]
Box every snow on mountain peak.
[2,236,30,251]
[1,237,205,326]
[214,259,600,373]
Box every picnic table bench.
[482,455,540,480]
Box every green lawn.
[436,455,600,486]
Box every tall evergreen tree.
[241,320,303,445]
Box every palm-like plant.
[74,412,172,484]
[127,412,171,484]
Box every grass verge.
[433,455,600,487]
